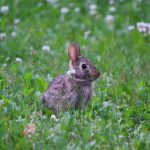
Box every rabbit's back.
[42,74,92,111]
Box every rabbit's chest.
[78,85,92,104]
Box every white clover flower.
[51,114,56,120]
[35,91,42,97]
[109,6,116,12]
[0,5,9,14]
[51,114,59,121]
[96,55,101,61]
[11,31,17,38]
[46,73,53,82]
[84,30,91,38]
[42,45,50,52]
[6,57,10,61]
[41,115,46,119]
[67,69,76,76]
[0,100,4,104]
[16,57,22,63]
[14,19,20,24]
[0,32,6,40]
[136,22,150,34]
[47,0,57,4]
[89,9,97,15]
[89,140,96,146]
[118,135,123,139]
[89,4,97,10]
[89,4,97,15]
[37,2,43,7]
[74,7,80,13]
[137,22,146,32]
[105,15,114,25]
[3,63,7,67]
[103,101,111,108]
[109,0,115,5]
[127,25,135,31]
[60,7,69,14]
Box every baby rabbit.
[42,42,100,112]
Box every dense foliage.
[0,0,150,149]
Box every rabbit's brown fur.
[42,42,100,112]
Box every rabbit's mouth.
[91,71,100,80]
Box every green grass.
[0,0,150,149]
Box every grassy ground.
[0,0,150,149]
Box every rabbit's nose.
[92,71,100,79]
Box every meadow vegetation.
[0,0,150,149]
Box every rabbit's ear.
[68,42,80,64]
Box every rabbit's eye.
[81,63,87,69]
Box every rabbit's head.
[67,42,100,82]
